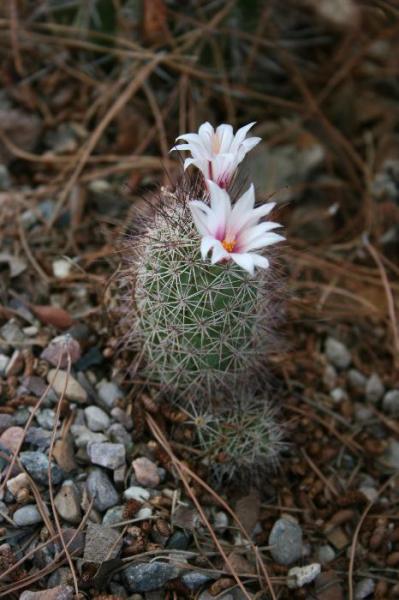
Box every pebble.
[268,518,303,565]
[36,409,57,431]
[330,387,348,404]
[213,510,229,533]
[54,481,81,524]
[97,380,123,410]
[20,586,74,600]
[13,504,43,526]
[7,472,30,497]
[137,506,153,520]
[70,424,107,448]
[41,335,81,368]
[0,354,10,376]
[47,369,87,403]
[123,486,150,502]
[382,389,399,415]
[83,522,123,562]
[87,442,125,470]
[84,405,110,432]
[20,451,64,486]
[102,505,124,526]
[107,422,132,447]
[365,373,384,403]
[111,406,133,430]
[317,544,336,565]
[0,426,24,454]
[354,403,373,423]
[181,571,215,590]
[0,414,13,434]
[315,572,343,600]
[122,562,180,592]
[325,337,351,369]
[359,486,378,502]
[323,364,337,390]
[86,468,119,512]
[287,563,321,589]
[354,577,375,599]
[166,530,191,550]
[0,319,24,345]
[348,369,367,392]
[383,439,399,469]
[53,259,72,279]
[132,457,160,488]
[25,427,52,451]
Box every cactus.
[183,388,284,483]
[117,182,281,404]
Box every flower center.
[222,238,236,253]
[211,133,221,154]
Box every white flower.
[189,180,284,275]
[172,122,261,187]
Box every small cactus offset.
[184,388,284,483]
[115,121,285,476]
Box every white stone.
[84,406,110,432]
[123,486,150,502]
[53,258,72,279]
[287,563,321,589]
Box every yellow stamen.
[222,239,236,253]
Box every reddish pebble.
[0,426,25,454]
[132,457,160,488]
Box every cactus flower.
[172,121,261,187]
[189,180,284,275]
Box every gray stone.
[84,405,110,432]
[0,319,24,345]
[382,389,399,415]
[0,164,11,190]
[0,413,13,434]
[20,585,74,600]
[317,544,335,565]
[102,505,124,526]
[122,562,180,592]
[166,530,191,550]
[123,485,150,502]
[181,571,215,590]
[0,355,10,376]
[107,423,132,447]
[25,427,52,450]
[365,373,384,403]
[383,439,399,469]
[47,369,87,403]
[20,451,64,486]
[347,369,367,392]
[111,406,133,430]
[354,403,373,423]
[13,504,43,526]
[330,387,348,404]
[36,409,57,430]
[54,481,81,524]
[323,364,337,390]
[268,518,303,565]
[97,380,123,410]
[83,522,123,562]
[354,577,375,599]
[86,468,119,512]
[70,424,107,448]
[325,337,351,369]
[87,442,125,470]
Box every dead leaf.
[224,551,256,575]
[30,304,73,329]
[234,489,261,537]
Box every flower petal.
[243,232,285,252]
[237,221,282,251]
[230,252,255,275]
[216,124,234,153]
[200,236,216,259]
[211,241,230,264]
[232,122,256,147]
[189,201,212,237]
[251,253,270,270]
[207,180,231,239]
[227,184,256,237]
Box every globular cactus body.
[119,190,277,402]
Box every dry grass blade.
[146,414,277,600]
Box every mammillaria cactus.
[115,122,285,476]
